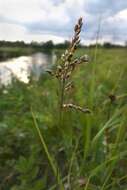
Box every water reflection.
[0,52,56,85]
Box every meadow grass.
[29,19,127,189]
[0,19,127,190]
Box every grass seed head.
[51,18,91,114]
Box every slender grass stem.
[31,107,64,190]
[67,137,79,187]
[59,79,65,127]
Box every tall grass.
[30,18,127,189]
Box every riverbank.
[0,47,40,61]
[1,46,127,59]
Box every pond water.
[0,52,56,85]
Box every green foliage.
[11,149,47,190]
[0,47,127,189]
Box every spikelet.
[63,104,91,114]
[65,81,74,91]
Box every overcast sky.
[0,0,127,44]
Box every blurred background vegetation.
[0,41,127,189]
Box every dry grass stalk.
[55,17,88,81]
[48,17,91,116]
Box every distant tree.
[103,42,113,48]
[55,40,70,49]
[42,40,54,49]
[0,40,27,48]
[30,41,41,48]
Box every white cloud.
[0,22,64,43]
[0,0,69,24]
[117,9,127,20]
[107,9,127,23]
[0,0,43,22]
[0,23,26,41]
[0,0,127,44]
[102,8,127,44]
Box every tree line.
[0,40,126,49]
